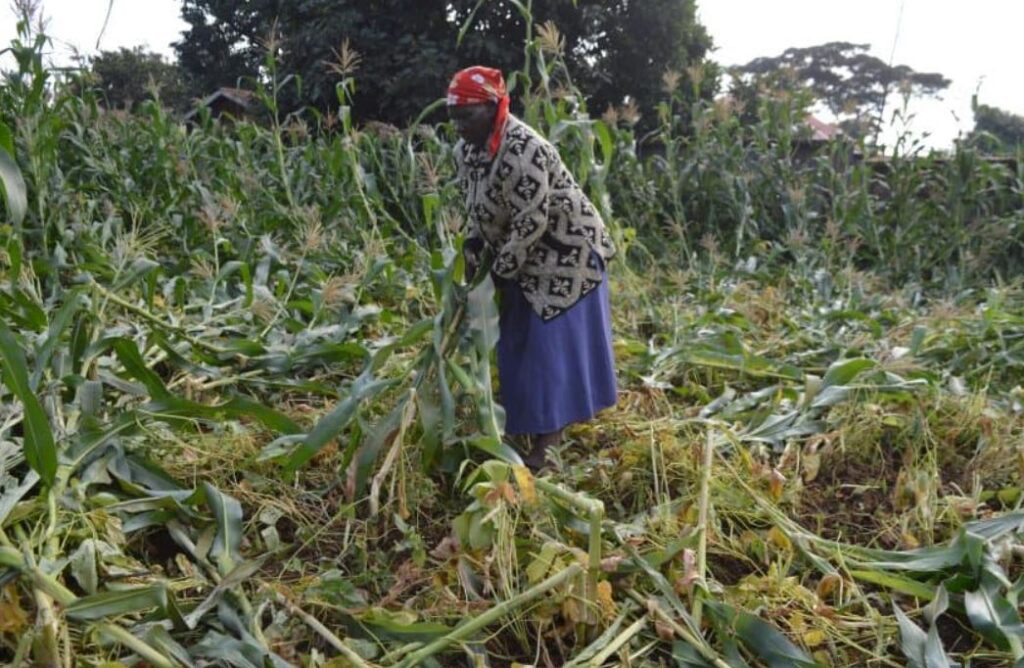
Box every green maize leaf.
[706,601,821,668]
[144,625,196,668]
[358,607,451,640]
[143,394,301,435]
[68,539,99,595]
[351,391,416,501]
[183,557,265,629]
[66,583,171,621]
[284,369,395,474]
[466,435,522,465]
[122,510,177,533]
[965,574,1024,651]
[849,569,936,600]
[416,385,443,467]
[31,290,84,390]
[672,641,716,667]
[114,257,162,292]
[825,310,884,338]
[467,275,500,352]
[0,324,57,486]
[216,260,254,306]
[593,120,615,169]
[964,511,1024,541]
[201,481,243,571]
[924,625,956,668]
[0,468,38,526]
[0,289,46,332]
[733,610,821,667]
[923,585,950,627]
[111,338,169,399]
[0,121,14,156]
[192,630,288,668]
[456,0,488,47]
[893,604,957,668]
[821,357,876,388]
[69,315,93,375]
[0,143,27,226]
[623,544,697,631]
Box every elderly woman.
[448,66,617,471]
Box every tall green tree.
[967,101,1024,153]
[173,0,715,125]
[83,46,191,112]
[732,42,950,139]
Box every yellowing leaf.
[512,465,537,506]
[526,542,563,584]
[802,452,821,483]
[816,573,842,601]
[769,468,786,501]
[596,580,617,620]
[0,585,28,634]
[563,595,586,624]
[803,629,827,647]
[767,526,792,552]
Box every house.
[803,114,841,142]
[184,87,258,124]
[791,114,850,162]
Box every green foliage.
[77,46,191,113]
[733,41,951,139]
[968,101,1024,153]
[174,0,716,125]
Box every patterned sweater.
[456,115,616,321]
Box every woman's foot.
[523,430,562,473]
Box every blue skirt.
[496,271,618,435]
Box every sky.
[2,0,1021,149]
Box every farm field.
[1,16,1024,668]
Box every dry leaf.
[655,619,676,641]
[816,573,842,601]
[596,581,617,620]
[769,468,786,500]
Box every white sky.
[2,0,1022,149]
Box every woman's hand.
[463,236,484,283]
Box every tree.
[448,0,717,120]
[84,47,191,112]
[967,102,1024,153]
[173,0,716,126]
[732,42,950,139]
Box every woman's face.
[448,103,497,147]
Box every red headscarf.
[447,66,510,158]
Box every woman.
[448,66,617,471]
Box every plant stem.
[396,564,583,667]
[263,585,379,668]
[587,615,647,667]
[90,281,231,356]
[626,589,731,668]
[98,624,175,668]
[535,479,604,627]
[693,429,714,628]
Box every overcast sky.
[2,0,1020,149]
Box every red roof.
[804,114,841,141]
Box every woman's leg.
[524,429,563,471]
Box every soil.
[796,439,905,549]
